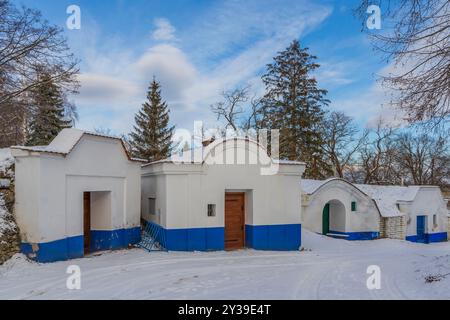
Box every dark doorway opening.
[83,192,91,255]
[322,203,330,235]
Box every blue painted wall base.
[151,223,225,251]
[406,232,447,244]
[149,223,302,251]
[91,227,141,251]
[21,226,141,263]
[328,230,380,241]
[21,235,84,263]
[246,224,301,250]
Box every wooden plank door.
[83,192,91,254]
[322,203,330,235]
[225,193,245,250]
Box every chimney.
[202,137,215,147]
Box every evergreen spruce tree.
[26,73,72,146]
[259,40,332,179]
[129,78,175,162]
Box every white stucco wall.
[13,134,142,244]
[141,139,304,230]
[302,180,380,234]
[14,156,41,242]
[404,187,448,236]
[141,174,167,226]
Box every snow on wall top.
[301,178,336,194]
[10,128,146,163]
[302,178,366,196]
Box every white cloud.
[133,44,197,101]
[330,69,408,129]
[152,18,176,41]
[181,0,333,67]
[316,61,355,87]
[175,2,333,125]
[71,1,334,134]
[77,73,140,107]
[74,43,199,133]
[349,50,431,128]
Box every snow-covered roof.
[301,178,367,196]
[10,128,146,163]
[302,178,335,194]
[301,178,424,217]
[355,184,420,217]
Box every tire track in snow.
[2,251,317,299]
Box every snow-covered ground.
[0,230,449,300]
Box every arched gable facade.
[302,179,380,240]
[141,138,305,251]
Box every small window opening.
[207,204,216,217]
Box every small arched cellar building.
[301,178,448,243]
[301,179,380,240]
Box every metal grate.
[138,221,168,252]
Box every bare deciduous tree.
[347,120,450,187]
[357,0,450,126]
[395,132,450,186]
[321,111,369,178]
[348,119,401,184]
[241,96,263,133]
[210,86,251,132]
[0,0,79,104]
[0,95,27,146]
[0,0,79,147]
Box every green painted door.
[322,203,330,235]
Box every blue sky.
[14,0,396,135]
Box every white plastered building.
[301,178,448,243]
[301,179,380,240]
[141,138,305,251]
[11,129,145,262]
[357,184,448,243]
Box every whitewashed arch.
[203,138,273,167]
[302,178,381,238]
